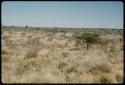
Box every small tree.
[76,32,101,50]
[26,25,28,28]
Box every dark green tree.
[76,32,101,50]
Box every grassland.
[1,26,123,83]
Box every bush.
[2,55,9,62]
[66,66,76,73]
[89,62,112,74]
[25,50,38,59]
[115,72,123,82]
[26,25,28,28]
[15,62,27,75]
[100,75,111,83]
[21,33,26,35]
[2,49,8,55]
[58,62,67,71]
[76,32,101,49]
[77,32,101,44]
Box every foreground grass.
[1,27,123,83]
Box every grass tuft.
[89,63,112,74]
[25,50,38,59]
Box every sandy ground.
[1,27,123,83]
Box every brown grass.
[1,27,123,83]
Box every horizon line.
[2,25,123,29]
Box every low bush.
[58,62,67,71]
[100,75,111,83]
[115,72,123,82]
[25,50,38,59]
[89,62,112,74]
[76,32,101,50]
[2,49,8,55]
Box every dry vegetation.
[1,26,123,83]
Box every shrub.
[26,25,28,28]
[2,55,9,62]
[27,37,41,46]
[21,33,25,35]
[77,32,101,44]
[119,37,123,42]
[76,32,101,50]
[115,72,123,83]
[2,49,8,55]
[25,50,38,59]
[62,52,68,58]
[89,63,112,74]
[58,62,67,71]
[15,63,27,75]
[66,66,76,73]
[100,75,111,83]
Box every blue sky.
[2,1,123,28]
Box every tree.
[76,32,101,50]
[26,25,28,28]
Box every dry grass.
[1,27,123,83]
[24,48,39,59]
[115,72,123,83]
[88,62,112,74]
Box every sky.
[2,1,123,29]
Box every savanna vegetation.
[1,26,123,83]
